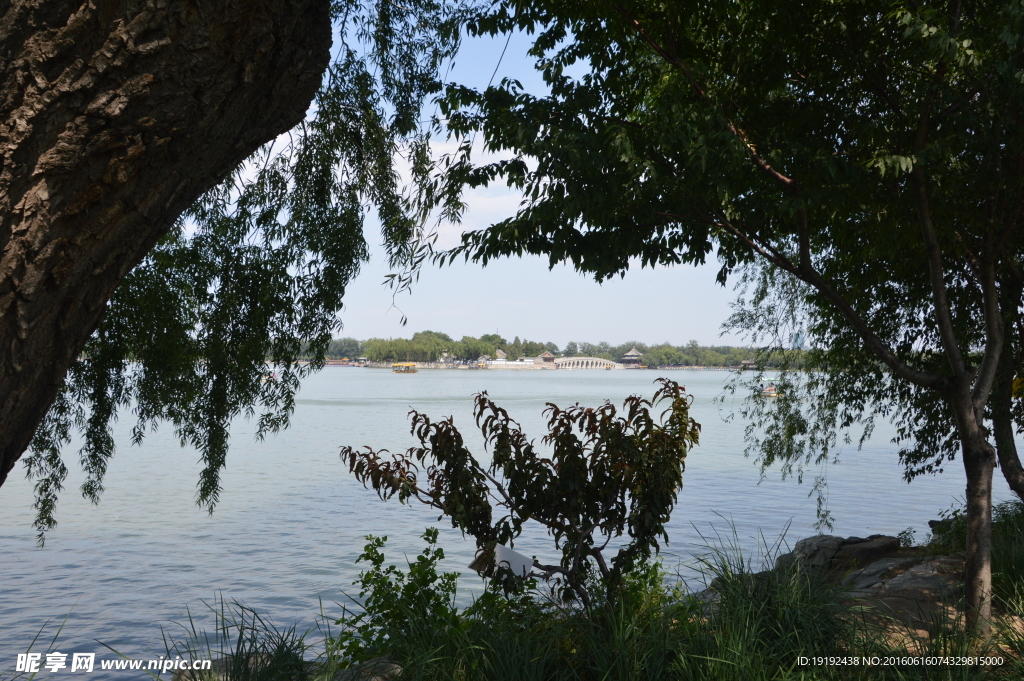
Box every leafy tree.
[329,338,364,360]
[478,333,507,355]
[610,342,647,363]
[433,0,1024,632]
[16,0,468,540]
[413,330,454,344]
[509,335,523,360]
[563,341,580,357]
[643,344,685,368]
[521,339,548,357]
[342,379,700,606]
[454,336,494,361]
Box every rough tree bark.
[0,0,332,488]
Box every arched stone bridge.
[555,357,620,370]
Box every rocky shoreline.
[176,531,978,680]
[693,531,967,635]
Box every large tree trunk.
[0,0,332,488]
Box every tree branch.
[971,257,1004,412]
[912,168,967,379]
[613,4,801,194]
[716,212,948,390]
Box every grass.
[161,599,320,680]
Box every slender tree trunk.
[0,0,331,489]
[962,440,996,635]
[951,384,997,636]
[992,280,1024,500]
[992,348,1024,501]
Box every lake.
[0,368,1011,670]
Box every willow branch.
[591,548,610,582]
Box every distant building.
[495,349,508,359]
[534,351,556,365]
[621,347,643,365]
[741,359,756,370]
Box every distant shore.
[338,361,740,371]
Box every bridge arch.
[554,357,620,370]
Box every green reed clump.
[163,599,318,681]
[671,540,851,680]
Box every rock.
[928,518,956,540]
[330,657,402,681]
[689,588,722,617]
[874,556,963,596]
[841,555,966,634]
[775,534,842,573]
[841,554,964,602]
[708,569,773,594]
[832,535,900,568]
[774,534,900,576]
[841,556,920,595]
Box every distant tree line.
[327,333,772,367]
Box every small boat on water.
[759,383,780,397]
[392,362,418,374]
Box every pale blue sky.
[338,29,748,347]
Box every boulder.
[841,556,921,596]
[689,588,722,617]
[774,534,842,573]
[775,534,900,575]
[874,556,964,597]
[928,518,956,541]
[331,657,402,681]
[832,535,900,568]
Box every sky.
[336,30,749,348]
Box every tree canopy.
[338,332,760,365]
[430,0,1024,632]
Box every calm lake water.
[1,368,1013,671]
